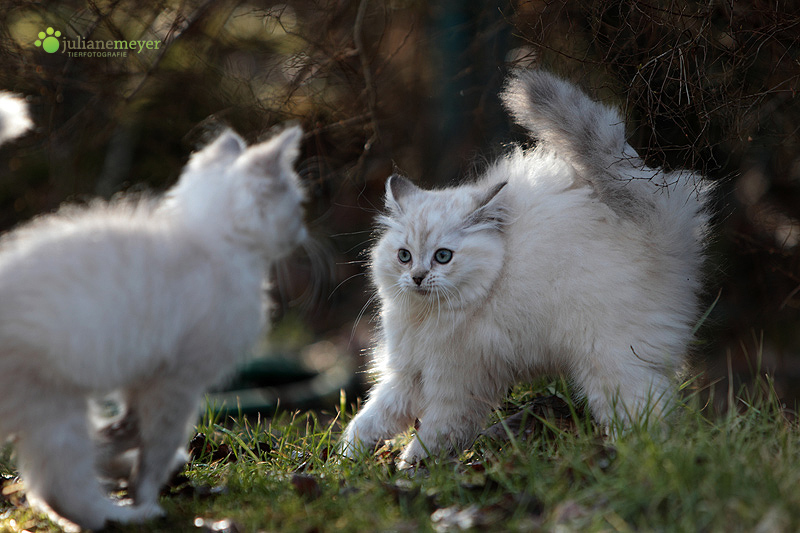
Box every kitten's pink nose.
[412,274,426,286]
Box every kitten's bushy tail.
[0,93,32,146]
[500,69,630,175]
[500,69,711,225]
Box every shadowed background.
[1,0,799,408]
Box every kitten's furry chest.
[382,301,501,371]
[379,286,562,390]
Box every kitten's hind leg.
[126,379,199,512]
[576,350,676,433]
[14,385,156,531]
[93,403,140,482]
[340,374,419,459]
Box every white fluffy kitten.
[0,107,306,530]
[341,69,712,466]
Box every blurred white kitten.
[0,98,306,530]
[341,70,712,466]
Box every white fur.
[0,93,32,145]
[341,70,712,465]
[0,123,306,530]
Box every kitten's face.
[231,128,307,257]
[172,127,306,258]
[373,176,508,310]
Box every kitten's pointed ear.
[479,181,507,207]
[190,129,245,169]
[237,125,303,177]
[385,174,419,213]
[467,181,509,231]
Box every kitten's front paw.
[104,501,166,525]
[397,437,428,469]
[125,503,167,523]
[139,502,168,521]
[396,456,416,470]
[339,421,379,460]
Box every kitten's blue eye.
[434,248,453,264]
[397,249,412,263]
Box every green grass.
[2,376,800,532]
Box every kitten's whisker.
[285,237,333,311]
[329,272,367,300]
[451,285,466,308]
[351,292,378,345]
[440,287,459,337]
[329,230,374,238]
[434,290,443,330]
[336,237,375,256]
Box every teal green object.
[224,357,317,390]
[207,353,354,417]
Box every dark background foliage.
[1,0,799,403]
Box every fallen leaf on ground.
[291,473,321,500]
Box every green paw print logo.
[35,27,61,54]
